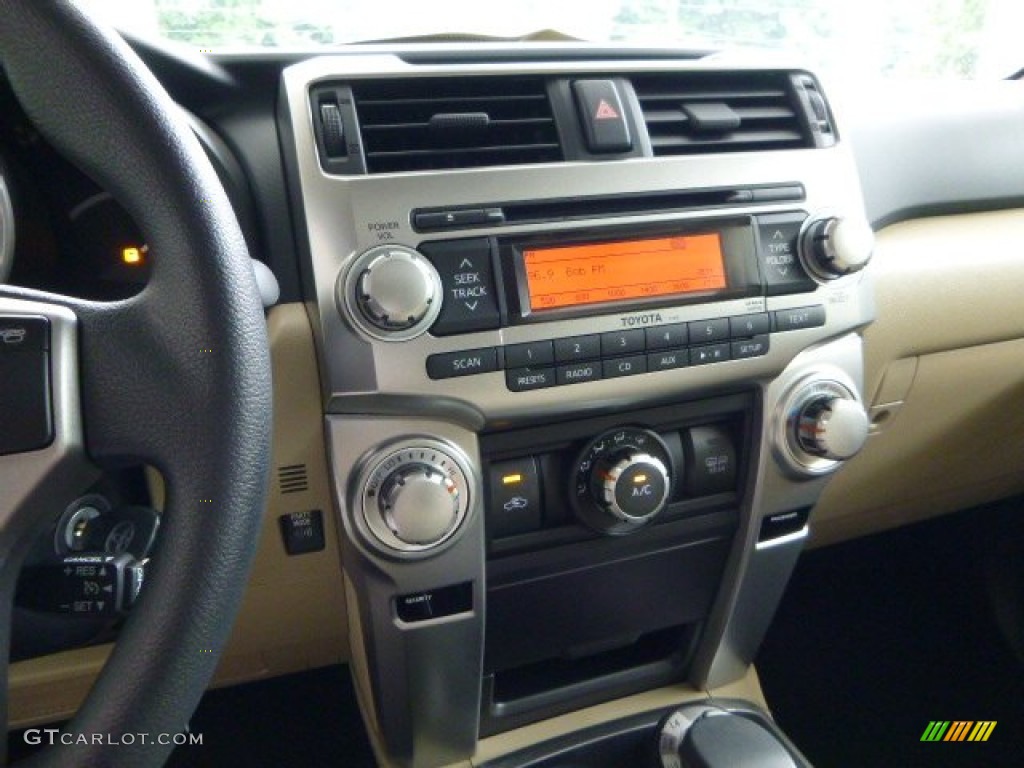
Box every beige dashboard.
[11,208,1024,743]
[811,207,1024,545]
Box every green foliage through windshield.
[78,0,1019,79]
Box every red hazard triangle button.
[573,80,632,153]
[594,99,620,121]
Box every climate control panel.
[480,395,751,552]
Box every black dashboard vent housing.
[632,71,814,156]
[352,77,563,173]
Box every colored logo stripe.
[944,721,973,741]
[968,722,997,742]
[921,720,996,742]
[921,722,949,741]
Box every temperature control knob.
[379,465,460,546]
[800,216,874,280]
[571,427,674,535]
[776,377,868,477]
[342,245,443,340]
[796,396,869,461]
[356,440,473,555]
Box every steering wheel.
[0,2,272,766]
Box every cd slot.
[502,184,804,224]
[411,184,804,232]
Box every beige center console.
[279,47,874,768]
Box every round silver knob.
[342,245,442,340]
[776,377,868,477]
[357,440,473,556]
[801,216,874,279]
[598,452,671,523]
[379,465,459,545]
[357,247,437,329]
[797,397,869,461]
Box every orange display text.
[523,233,727,311]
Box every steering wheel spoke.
[0,3,273,765]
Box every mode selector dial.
[571,427,674,535]
[356,440,473,555]
[776,377,868,477]
[800,216,874,280]
[796,396,869,461]
[341,245,443,340]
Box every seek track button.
[420,239,501,335]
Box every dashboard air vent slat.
[352,78,562,173]
[278,464,309,495]
[633,72,814,156]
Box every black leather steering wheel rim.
[0,2,272,766]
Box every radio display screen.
[522,233,728,312]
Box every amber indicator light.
[523,233,727,312]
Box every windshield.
[79,0,1022,79]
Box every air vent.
[352,77,562,173]
[278,464,309,495]
[632,72,814,156]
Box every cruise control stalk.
[16,552,147,617]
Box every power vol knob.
[357,441,473,555]
[800,216,874,280]
[342,245,443,340]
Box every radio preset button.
[647,349,690,372]
[505,340,555,368]
[691,344,731,365]
[730,313,771,338]
[756,213,818,295]
[602,355,647,379]
[557,362,602,385]
[687,318,730,344]
[600,329,644,356]
[645,323,688,350]
[554,334,601,362]
[731,335,770,359]
[426,348,499,380]
[506,367,557,392]
[420,239,501,336]
[773,305,826,332]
